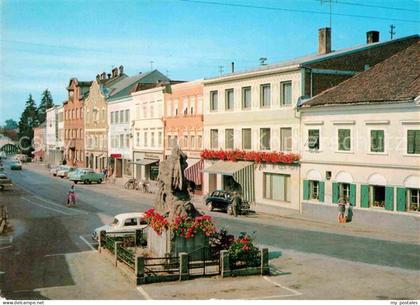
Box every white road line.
[263,276,303,297]
[21,197,72,216]
[0,246,12,250]
[31,194,88,215]
[45,250,94,257]
[79,235,96,251]
[136,286,153,300]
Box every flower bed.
[228,232,260,269]
[144,209,169,235]
[171,214,216,239]
[200,149,300,164]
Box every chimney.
[318,27,331,55]
[119,65,124,75]
[101,72,106,80]
[107,73,111,79]
[111,67,118,78]
[96,74,100,81]
[231,62,235,73]
[366,31,380,44]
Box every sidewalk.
[25,161,420,245]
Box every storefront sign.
[110,154,121,158]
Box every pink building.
[163,80,204,192]
[32,122,47,161]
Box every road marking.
[45,250,94,257]
[136,286,153,300]
[21,197,73,216]
[79,235,96,251]
[31,194,88,215]
[0,246,12,250]
[262,276,302,297]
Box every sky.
[0,0,419,124]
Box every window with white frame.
[190,135,195,148]
[242,87,251,109]
[280,128,292,151]
[308,129,320,150]
[280,81,292,105]
[260,128,271,150]
[225,129,234,149]
[370,130,385,153]
[136,132,140,147]
[115,111,119,124]
[409,188,420,211]
[190,96,195,114]
[183,98,188,115]
[407,130,420,154]
[310,180,319,200]
[210,91,218,111]
[150,103,155,118]
[242,128,251,150]
[264,173,291,202]
[158,131,162,147]
[119,134,124,148]
[119,110,124,123]
[338,129,351,151]
[151,132,155,147]
[144,131,148,147]
[197,135,202,148]
[260,84,271,108]
[197,96,203,114]
[210,129,218,149]
[125,109,129,123]
[225,89,234,111]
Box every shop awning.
[204,160,255,203]
[184,159,203,186]
[131,159,159,166]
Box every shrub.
[228,232,260,268]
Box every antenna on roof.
[389,24,396,39]
[259,57,267,66]
[218,65,224,76]
[150,61,154,71]
[320,0,336,28]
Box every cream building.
[299,42,419,226]
[132,86,165,181]
[46,105,64,165]
[202,30,419,214]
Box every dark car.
[205,190,232,212]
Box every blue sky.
[0,0,418,123]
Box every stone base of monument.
[147,228,210,260]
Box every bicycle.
[124,178,138,190]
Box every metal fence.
[188,247,220,277]
[144,256,180,276]
[230,251,261,270]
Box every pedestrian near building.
[231,191,242,217]
[337,196,347,223]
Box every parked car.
[205,190,233,212]
[15,154,31,163]
[10,160,22,170]
[92,212,148,241]
[50,165,65,176]
[68,168,104,184]
[0,174,13,191]
[56,166,76,178]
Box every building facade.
[46,105,64,165]
[63,78,92,167]
[202,30,419,214]
[33,122,47,161]
[299,42,420,222]
[163,80,204,191]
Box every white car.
[56,166,76,178]
[50,165,64,176]
[92,212,148,241]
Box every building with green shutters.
[299,41,419,221]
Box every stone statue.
[155,146,202,222]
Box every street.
[0,161,419,300]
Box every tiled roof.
[300,41,420,108]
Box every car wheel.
[98,179,102,184]
[60,176,63,179]
[0,185,4,191]
[207,202,213,211]
[83,180,88,184]
[74,181,78,184]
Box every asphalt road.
[0,161,419,299]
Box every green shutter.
[349,184,356,206]
[360,184,369,208]
[319,181,325,203]
[303,180,309,200]
[396,187,407,212]
[332,182,339,204]
[385,186,394,211]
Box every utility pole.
[218,65,224,76]
[389,24,396,39]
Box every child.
[67,183,76,206]
[337,196,347,223]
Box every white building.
[132,86,165,181]
[202,30,419,214]
[299,42,419,225]
[46,105,64,165]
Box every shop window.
[370,185,385,208]
[264,173,291,202]
[150,163,159,181]
[409,188,420,212]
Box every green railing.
[117,244,135,269]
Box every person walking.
[337,196,347,223]
[67,182,76,206]
[231,191,242,217]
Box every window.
[260,128,271,150]
[158,131,162,147]
[173,135,178,146]
[136,132,140,146]
[338,129,351,151]
[150,103,155,118]
[210,129,218,149]
[225,129,234,149]
[126,134,130,148]
[370,130,384,152]
[264,173,291,202]
[225,89,234,111]
[151,132,155,147]
[370,185,385,208]
[242,87,251,109]
[210,91,218,111]
[308,129,319,150]
[119,110,124,123]
[183,98,188,115]
[125,109,130,123]
[168,135,172,147]
[167,100,172,117]
[407,130,420,154]
[197,96,203,114]
[183,135,188,148]
[197,135,202,148]
[174,100,179,116]
[310,180,319,200]
[190,96,195,114]
[260,84,271,108]
[339,183,350,201]
[280,81,292,105]
[280,128,292,151]
[409,189,420,211]
[190,135,195,148]
[242,128,251,150]
[119,134,124,148]
[115,111,119,124]
[144,132,148,147]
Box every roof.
[204,34,419,82]
[107,70,170,101]
[300,41,420,108]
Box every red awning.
[184,159,203,186]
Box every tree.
[18,94,39,155]
[37,89,54,124]
[4,119,18,130]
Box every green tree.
[37,89,54,124]
[4,119,18,129]
[18,94,39,155]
